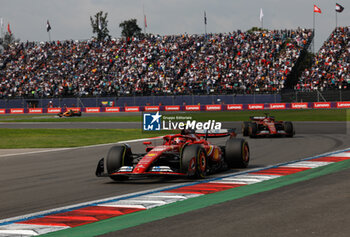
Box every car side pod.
[96,158,108,177]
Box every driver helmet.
[173,137,186,145]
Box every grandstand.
[296,27,350,91]
[0,29,313,99]
[1,26,350,107]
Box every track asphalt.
[0,122,349,236]
[0,121,348,134]
[100,164,350,237]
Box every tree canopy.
[90,11,111,41]
[1,32,19,50]
[247,27,268,33]
[119,19,142,38]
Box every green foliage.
[90,11,111,41]
[1,32,20,49]
[119,19,142,38]
[247,27,268,34]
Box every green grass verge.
[0,109,348,148]
[0,109,349,122]
[0,129,170,148]
[0,114,141,122]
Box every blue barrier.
[0,94,281,109]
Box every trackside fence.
[0,94,281,109]
[1,101,350,115]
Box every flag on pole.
[7,23,11,35]
[46,20,51,32]
[259,8,264,22]
[336,3,344,13]
[144,14,147,28]
[204,11,207,25]
[314,5,322,14]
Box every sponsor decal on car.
[118,166,133,172]
[151,146,169,151]
[138,158,153,164]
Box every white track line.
[0,177,199,225]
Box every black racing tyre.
[224,138,250,168]
[181,144,207,178]
[76,111,82,116]
[106,144,132,181]
[275,123,284,131]
[242,122,250,136]
[284,121,294,137]
[249,122,258,138]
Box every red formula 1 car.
[57,109,82,117]
[96,129,250,181]
[242,114,294,138]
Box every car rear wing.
[249,116,275,120]
[195,129,236,138]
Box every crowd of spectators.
[295,27,350,91]
[0,28,312,98]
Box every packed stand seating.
[296,27,350,91]
[209,29,312,94]
[0,29,313,98]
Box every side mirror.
[143,141,152,146]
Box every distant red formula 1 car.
[96,129,250,181]
[242,114,294,138]
[57,109,82,117]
